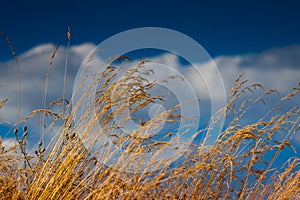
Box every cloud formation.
[0,43,95,121]
[0,43,299,146]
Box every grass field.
[0,32,299,200]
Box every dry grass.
[0,32,299,200]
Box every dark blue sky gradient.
[0,0,300,60]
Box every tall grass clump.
[0,33,299,199]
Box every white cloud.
[1,138,18,149]
[0,43,96,121]
[215,45,300,94]
[0,43,299,147]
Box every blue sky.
[1,0,300,59]
[0,0,300,169]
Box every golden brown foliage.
[0,32,299,199]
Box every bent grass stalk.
[0,33,299,199]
